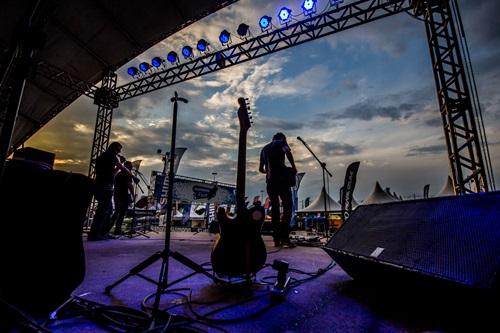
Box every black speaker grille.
[326,192,500,289]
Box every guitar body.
[210,97,267,278]
[211,205,267,277]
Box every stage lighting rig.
[278,7,292,25]
[215,52,226,68]
[151,57,164,68]
[167,51,178,64]
[127,66,138,77]
[139,62,151,72]
[237,23,250,37]
[182,46,193,59]
[259,15,272,31]
[219,30,231,45]
[302,0,317,15]
[196,39,209,53]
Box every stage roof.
[0,0,237,153]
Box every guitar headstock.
[237,97,251,132]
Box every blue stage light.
[127,67,138,76]
[237,23,249,37]
[259,15,272,30]
[139,62,150,72]
[197,39,208,52]
[330,0,344,7]
[167,51,178,63]
[182,46,193,58]
[151,57,163,68]
[219,30,231,45]
[302,0,317,15]
[278,7,292,24]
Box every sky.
[26,0,500,206]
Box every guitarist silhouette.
[211,98,267,278]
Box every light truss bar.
[88,70,117,179]
[116,0,411,101]
[416,0,488,194]
[36,61,98,98]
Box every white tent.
[297,187,341,213]
[361,181,397,205]
[435,176,455,197]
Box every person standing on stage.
[109,160,135,236]
[88,142,137,241]
[259,132,297,248]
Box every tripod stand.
[297,136,333,238]
[104,92,221,328]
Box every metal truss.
[115,0,411,101]
[85,0,489,195]
[413,0,488,193]
[88,69,117,178]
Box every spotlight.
[219,30,231,45]
[301,0,317,15]
[215,52,226,68]
[278,7,292,24]
[167,51,178,63]
[197,39,208,52]
[127,66,138,76]
[151,57,163,68]
[182,46,193,58]
[330,0,344,7]
[237,23,250,37]
[259,15,272,31]
[139,62,150,72]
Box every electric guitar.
[211,97,267,278]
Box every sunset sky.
[26,0,500,205]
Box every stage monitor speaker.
[324,191,500,291]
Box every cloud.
[406,144,447,157]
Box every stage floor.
[37,231,498,332]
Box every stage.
[32,231,499,332]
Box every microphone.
[297,136,305,143]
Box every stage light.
[219,30,231,45]
[237,23,249,37]
[127,66,138,76]
[278,7,292,24]
[302,0,317,15]
[182,46,193,58]
[167,51,178,63]
[151,57,163,68]
[215,52,226,68]
[139,62,150,72]
[259,15,272,31]
[330,0,344,7]
[197,39,208,52]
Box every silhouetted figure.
[88,142,137,241]
[259,132,297,248]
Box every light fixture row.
[127,0,344,76]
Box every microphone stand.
[297,136,333,238]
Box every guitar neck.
[236,128,247,211]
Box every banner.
[423,184,430,199]
[340,161,361,219]
[150,171,236,205]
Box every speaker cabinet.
[0,160,94,314]
[324,192,500,291]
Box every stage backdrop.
[151,171,236,205]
